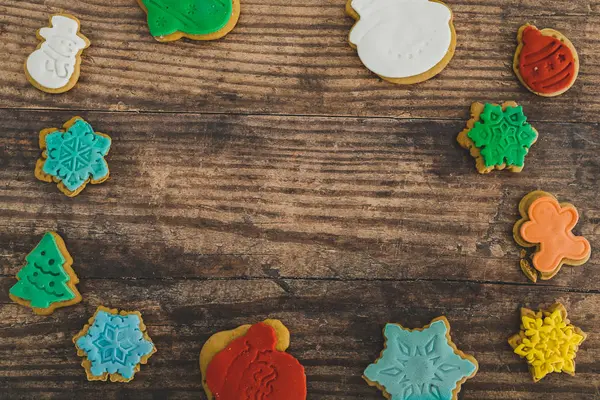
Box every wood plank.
[2,0,600,120]
[2,110,599,289]
[0,278,598,399]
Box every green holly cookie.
[138,0,240,41]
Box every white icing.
[349,0,453,79]
[26,15,88,90]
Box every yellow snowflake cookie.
[508,303,586,382]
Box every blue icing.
[42,119,111,192]
[76,310,154,380]
[364,320,477,400]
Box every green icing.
[467,103,538,168]
[141,0,233,37]
[9,233,75,309]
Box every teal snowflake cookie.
[74,306,156,382]
[364,317,478,400]
[35,117,111,197]
[457,102,538,174]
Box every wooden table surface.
[1,0,600,399]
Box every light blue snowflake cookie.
[73,306,156,382]
[364,317,478,400]
[35,117,111,197]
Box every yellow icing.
[512,307,585,381]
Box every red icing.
[206,322,307,400]
[518,26,576,94]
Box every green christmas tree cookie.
[137,0,241,42]
[9,232,81,315]
[457,102,538,173]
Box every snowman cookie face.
[25,14,90,94]
[347,0,456,84]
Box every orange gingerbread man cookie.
[513,191,591,282]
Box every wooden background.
[1,0,599,398]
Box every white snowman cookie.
[25,14,90,94]
[347,0,456,84]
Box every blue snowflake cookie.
[364,317,478,400]
[35,117,111,197]
[74,306,156,382]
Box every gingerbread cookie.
[513,190,591,282]
[137,0,241,42]
[35,117,112,197]
[25,14,90,94]
[73,306,156,382]
[364,317,478,400]
[346,0,456,84]
[509,303,586,382]
[514,24,579,97]
[200,319,306,400]
[9,232,81,315]
[457,102,538,173]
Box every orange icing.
[520,196,590,273]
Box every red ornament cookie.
[199,319,306,400]
[513,24,579,97]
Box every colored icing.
[467,103,537,168]
[518,26,576,94]
[511,305,585,382]
[26,15,89,90]
[42,119,111,192]
[364,320,477,400]
[520,196,590,273]
[205,322,307,399]
[75,310,155,380]
[349,0,452,78]
[9,233,75,309]
[140,0,233,37]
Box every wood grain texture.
[1,110,599,289]
[1,279,599,399]
[1,0,600,398]
[1,0,600,120]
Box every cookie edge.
[513,24,580,97]
[23,13,90,94]
[346,0,457,84]
[72,305,157,383]
[362,316,479,400]
[34,116,112,197]
[136,0,241,42]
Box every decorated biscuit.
[457,102,538,173]
[200,319,306,400]
[509,303,586,382]
[73,306,156,382]
[25,14,90,94]
[35,117,112,197]
[137,0,241,42]
[514,24,579,97]
[9,232,81,315]
[513,191,591,282]
[364,317,478,400]
[346,0,456,84]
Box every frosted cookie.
[457,102,538,173]
[200,319,306,400]
[73,306,156,382]
[509,303,586,382]
[364,317,478,400]
[35,117,112,197]
[25,14,90,94]
[514,24,579,97]
[513,191,591,282]
[137,0,241,42]
[346,0,456,84]
[9,232,81,315]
